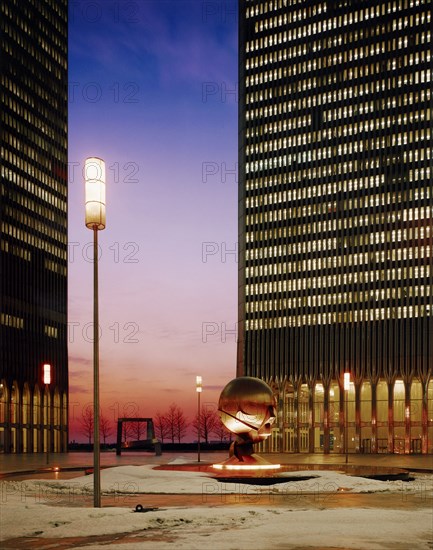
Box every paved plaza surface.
[1,451,432,549]
[1,450,432,476]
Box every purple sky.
[68,1,238,441]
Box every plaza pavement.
[1,450,431,549]
[0,450,432,476]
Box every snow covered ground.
[1,459,432,549]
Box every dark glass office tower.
[238,0,432,454]
[0,0,68,452]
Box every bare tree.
[131,420,145,441]
[212,418,231,443]
[154,411,169,443]
[120,419,134,444]
[164,403,188,443]
[80,407,117,446]
[100,414,113,445]
[192,405,219,444]
[165,403,178,443]
[174,406,188,443]
[80,405,93,444]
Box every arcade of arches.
[0,379,67,453]
[260,377,433,454]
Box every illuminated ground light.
[212,463,281,471]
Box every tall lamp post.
[43,363,51,465]
[85,157,106,508]
[196,376,202,462]
[344,372,350,465]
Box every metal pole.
[345,388,348,464]
[46,384,49,465]
[197,390,201,463]
[93,226,101,507]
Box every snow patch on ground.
[1,466,432,549]
[166,456,192,465]
[1,502,432,549]
[2,466,431,496]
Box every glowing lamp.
[344,372,350,391]
[84,155,106,507]
[43,363,51,385]
[344,372,350,464]
[85,157,106,230]
[212,463,280,471]
[196,376,202,462]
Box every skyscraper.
[0,0,68,452]
[238,0,432,454]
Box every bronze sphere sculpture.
[218,376,276,463]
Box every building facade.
[238,0,432,453]
[0,0,68,452]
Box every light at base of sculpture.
[212,457,280,471]
[212,376,281,471]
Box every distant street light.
[196,376,202,462]
[43,363,51,465]
[344,372,350,465]
[85,157,106,508]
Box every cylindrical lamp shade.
[344,372,350,391]
[43,363,51,385]
[85,157,106,230]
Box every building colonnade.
[260,375,433,454]
[0,379,68,453]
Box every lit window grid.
[245,174,431,204]
[1,183,67,226]
[245,2,431,33]
[244,123,431,158]
[44,325,58,339]
[1,106,67,200]
[245,1,431,21]
[3,206,66,242]
[1,6,67,268]
[246,285,431,309]
[246,246,432,276]
[245,305,430,329]
[1,2,67,69]
[0,239,31,262]
[1,313,24,329]
[1,222,67,261]
[246,103,431,141]
[242,2,432,330]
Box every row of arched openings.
[261,377,433,454]
[0,380,68,453]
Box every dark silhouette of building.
[238,0,432,454]
[0,0,68,452]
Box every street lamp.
[85,157,106,508]
[196,376,202,463]
[344,372,350,465]
[43,363,51,465]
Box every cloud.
[68,384,91,394]
[203,384,224,391]
[69,1,237,92]
[69,356,92,368]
